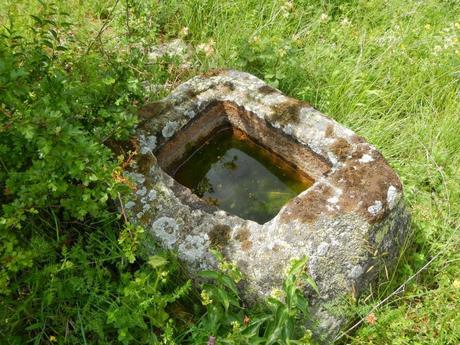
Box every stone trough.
[127,70,410,338]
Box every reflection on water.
[172,129,313,224]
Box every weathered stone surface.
[127,70,410,339]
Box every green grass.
[1,0,459,344]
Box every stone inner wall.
[156,100,331,182]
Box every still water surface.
[173,129,313,223]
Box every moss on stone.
[138,101,174,120]
[269,99,306,126]
[208,224,232,247]
[258,85,278,95]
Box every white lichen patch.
[326,188,342,210]
[151,217,179,249]
[125,171,145,184]
[368,200,383,216]
[136,186,147,197]
[358,153,374,163]
[317,242,330,256]
[140,135,157,154]
[387,185,398,208]
[184,109,196,118]
[147,190,157,202]
[162,121,179,138]
[261,92,289,106]
[327,196,339,204]
[125,201,136,209]
[178,233,210,264]
[350,265,364,279]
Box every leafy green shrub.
[0,1,137,292]
[0,3,189,343]
[0,3,318,344]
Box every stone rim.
[137,69,402,225]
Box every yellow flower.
[50,335,57,342]
[197,39,215,57]
[179,27,189,38]
[270,288,285,301]
[453,279,460,289]
[200,290,213,305]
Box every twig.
[125,0,131,37]
[85,0,120,54]
[117,192,128,223]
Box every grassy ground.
[1,0,459,344]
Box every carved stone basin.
[127,70,410,338]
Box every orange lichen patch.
[332,153,402,223]
[270,99,309,126]
[112,169,136,190]
[280,183,335,223]
[331,137,352,160]
[241,240,253,251]
[325,124,335,138]
[235,228,251,242]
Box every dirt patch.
[280,149,402,225]
[280,183,335,223]
[201,68,230,78]
[334,153,402,223]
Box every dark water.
[172,129,313,223]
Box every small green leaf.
[148,255,168,269]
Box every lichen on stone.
[162,121,179,138]
[368,200,383,216]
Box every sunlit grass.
[1,0,459,343]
